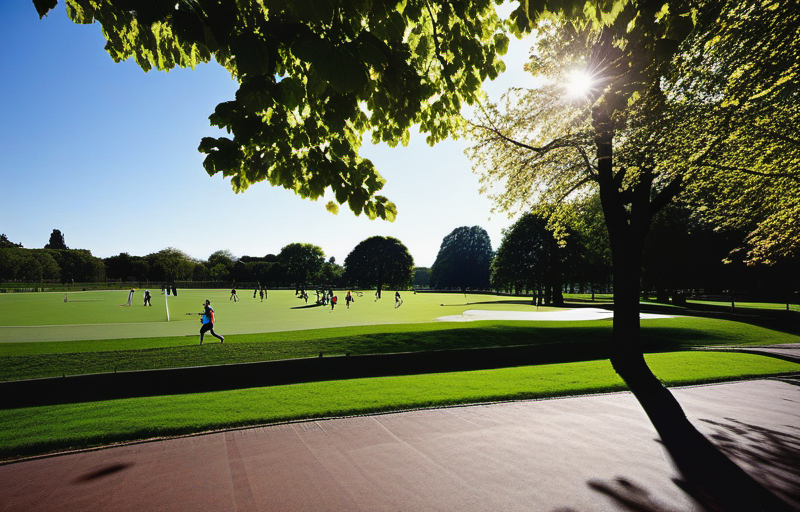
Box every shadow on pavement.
[72,463,133,484]
[700,418,800,510]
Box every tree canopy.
[343,235,414,296]
[44,229,68,250]
[430,226,493,290]
[469,0,799,264]
[278,242,325,290]
[35,0,522,220]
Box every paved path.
[2,378,799,512]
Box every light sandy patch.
[436,308,676,322]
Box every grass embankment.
[1,351,798,460]
[2,316,797,382]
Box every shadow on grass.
[0,323,770,383]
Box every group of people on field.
[189,287,404,346]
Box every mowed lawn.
[1,289,799,460]
[0,289,556,342]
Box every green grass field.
[1,289,798,460]
[0,289,561,342]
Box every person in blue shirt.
[196,299,224,345]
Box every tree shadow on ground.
[699,418,800,510]
[553,417,800,512]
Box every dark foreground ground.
[2,374,799,512]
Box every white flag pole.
[165,284,170,322]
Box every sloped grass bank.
[3,317,798,382]
[2,351,797,461]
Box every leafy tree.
[49,249,105,282]
[413,267,431,288]
[148,247,195,282]
[491,212,573,305]
[430,226,493,291]
[104,252,150,281]
[316,256,345,288]
[468,2,799,508]
[343,236,414,297]
[0,249,22,281]
[206,249,237,282]
[0,249,60,282]
[278,243,325,291]
[559,195,612,296]
[0,234,23,248]
[207,249,237,269]
[44,229,68,250]
[35,0,515,220]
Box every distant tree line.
[2,214,796,301]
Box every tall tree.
[343,236,414,297]
[44,229,68,250]
[491,212,573,305]
[278,242,325,291]
[468,2,799,509]
[430,226,493,291]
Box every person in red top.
[197,299,224,345]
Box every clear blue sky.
[1,2,532,267]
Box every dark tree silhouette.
[344,236,413,298]
[278,243,325,291]
[44,229,68,250]
[491,213,577,306]
[430,226,493,291]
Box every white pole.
[165,285,170,322]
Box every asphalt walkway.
[2,376,799,512]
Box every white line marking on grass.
[435,308,676,322]
[0,321,174,328]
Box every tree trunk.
[593,107,794,512]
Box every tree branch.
[651,175,684,214]
[471,121,574,154]
[425,1,454,90]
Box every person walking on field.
[345,290,354,309]
[196,300,224,345]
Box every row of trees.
[0,230,420,292]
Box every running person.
[395,291,402,308]
[197,300,224,345]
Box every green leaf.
[286,0,335,25]
[325,201,340,215]
[33,0,58,19]
[328,47,368,93]
[230,33,270,76]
